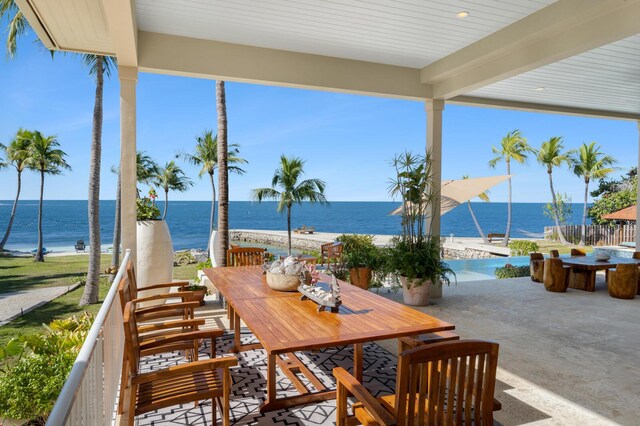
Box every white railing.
[47,250,130,426]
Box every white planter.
[399,276,431,306]
[209,230,219,267]
[137,220,174,306]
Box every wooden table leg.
[353,343,363,382]
[266,353,276,407]
[228,304,235,330]
[233,310,241,352]
[586,270,597,292]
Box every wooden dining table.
[561,256,640,292]
[203,266,454,413]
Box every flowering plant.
[304,263,320,284]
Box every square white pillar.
[426,99,444,239]
[119,66,138,265]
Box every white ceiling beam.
[422,0,640,99]
[101,0,137,66]
[137,31,431,100]
[450,96,640,121]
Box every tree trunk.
[162,188,168,220]
[580,178,589,246]
[548,170,568,245]
[287,205,292,255]
[0,170,22,250]
[215,81,229,266]
[209,171,216,233]
[80,56,104,306]
[109,172,121,283]
[503,160,512,246]
[467,201,488,243]
[34,169,45,262]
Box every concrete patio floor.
[189,273,637,425]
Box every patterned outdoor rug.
[136,329,398,425]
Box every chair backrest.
[226,247,266,267]
[614,263,638,278]
[395,340,499,426]
[570,248,586,256]
[117,275,134,315]
[530,252,544,261]
[122,301,141,377]
[550,250,560,258]
[321,242,343,259]
[633,251,640,260]
[75,240,85,246]
[126,261,139,296]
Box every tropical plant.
[536,136,572,245]
[462,175,490,243]
[588,169,637,225]
[182,130,248,234]
[153,161,193,220]
[136,189,161,221]
[488,130,532,246]
[543,193,572,226]
[336,234,381,270]
[0,129,32,251]
[25,132,70,262]
[136,151,160,193]
[508,240,539,256]
[571,142,617,245]
[495,265,530,279]
[386,151,454,287]
[252,155,328,254]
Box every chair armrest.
[137,318,205,334]
[132,291,195,304]
[140,329,225,349]
[134,301,199,316]
[137,281,191,291]
[132,356,238,385]
[333,367,397,426]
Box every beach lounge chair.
[75,240,86,252]
[487,233,506,243]
[294,225,315,234]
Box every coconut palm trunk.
[467,201,488,243]
[209,171,216,232]
[35,169,45,262]
[162,189,169,220]
[286,204,292,254]
[109,173,121,283]
[80,56,104,305]
[503,160,512,246]
[580,178,589,246]
[0,169,22,250]
[548,171,568,244]
[215,81,229,266]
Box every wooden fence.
[544,224,636,246]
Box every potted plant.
[182,283,210,306]
[386,151,455,306]
[336,234,381,290]
[136,189,174,306]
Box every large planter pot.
[399,276,431,306]
[185,288,207,306]
[349,267,372,290]
[137,220,174,307]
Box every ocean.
[0,200,590,251]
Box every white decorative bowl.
[265,272,300,292]
[594,253,611,261]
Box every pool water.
[446,256,529,282]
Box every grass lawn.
[535,239,594,255]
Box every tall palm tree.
[153,161,193,220]
[79,54,116,306]
[25,132,70,262]
[488,130,532,246]
[536,136,572,245]
[108,167,121,283]
[0,129,32,251]
[182,130,247,233]
[571,142,617,246]
[462,175,490,243]
[136,151,160,196]
[215,81,231,266]
[252,155,328,254]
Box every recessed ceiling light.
[456,11,469,18]
[534,87,546,92]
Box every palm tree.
[536,136,572,245]
[108,166,121,283]
[252,155,328,254]
[25,132,70,262]
[215,81,231,265]
[571,142,617,246]
[462,175,490,243]
[0,129,32,251]
[182,130,247,233]
[153,161,193,220]
[488,130,532,246]
[0,0,27,58]
[136,151,160,196]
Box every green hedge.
[508,240,539,256]
[495,265,530,279]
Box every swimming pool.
[446,256,529,282]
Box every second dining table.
[561,255,640,292]
[204,265,454,413]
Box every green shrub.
[0,313,94,422]
[136,197,161,221]
[508,240,539,256]
[196,258,213,270]
[495,265,530,279]
[336,234,381,269]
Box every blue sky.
[0,37,637,203]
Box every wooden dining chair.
[226,247,266,267]
[550,250,560,258]
[126,261,192,301]
[334,340,500,426]
[570,248,586,256]
[121,301,237,426]
[543,258,570,292]
[529,252,545,283]
[607,263,638,299]
[321,242,343,267]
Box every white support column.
[426,99,445,239]
[119,66,138,264]
[636,120,640,249]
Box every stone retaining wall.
[230,231,328,252]
[443,246,498,259]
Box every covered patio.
[15,0,640,425]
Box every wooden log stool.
[543,258,570,293]
[607,263,638,299]
[530,252,544,283]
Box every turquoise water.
[447,256,529,282]
[0,200,589,251]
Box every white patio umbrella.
[389,175,510,216]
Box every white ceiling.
[467,34,640,115]
[135,0,555,68]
